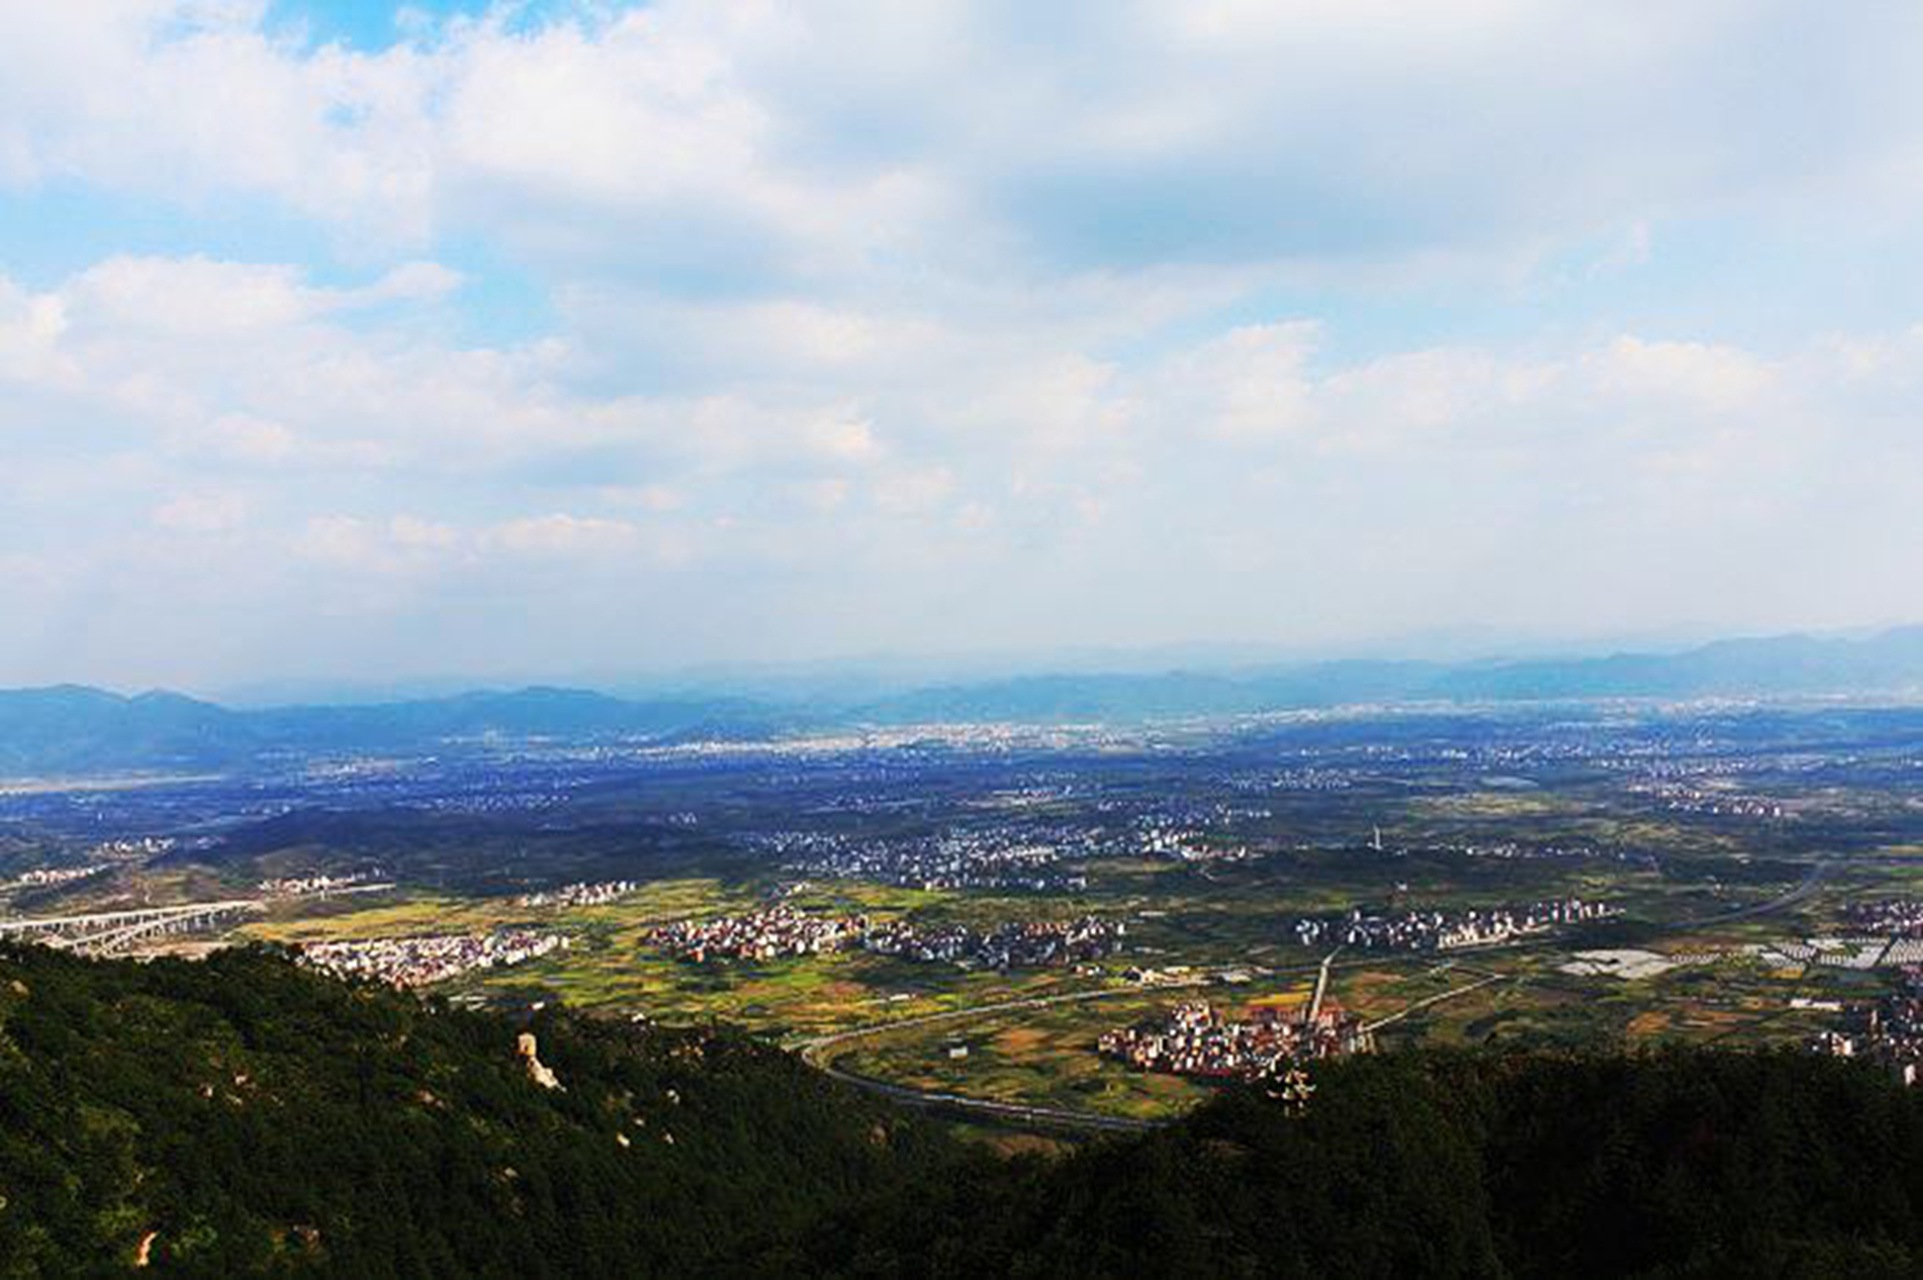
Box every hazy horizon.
[1,616,1912,708]
[7,2,1923,690]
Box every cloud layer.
[3,1,1922,688]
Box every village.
[644,905,868,963]
[1099,999,1376,1081]
[299,929,567,987]
[766,828,1094,892]
[861,915,1124,969]
[1288,897,1615,952]
[645,904,1126,970]
[1843,898,1923,936]
[516,879,639,908]
[0,863,110,894]
[1811,966,1923,1086]
[258,870,384,897]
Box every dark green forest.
[4,944,1921,1278]
[0,944,943,1277]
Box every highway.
[0,900,263,934]
[0,882,394,956]
[0,898,269,955]
[1683,855,1835,927]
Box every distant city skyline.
[5,2,1923,689]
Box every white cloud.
[871,465,954,516]
[798,414,881,464]
[4,3,1923,683]
[0,279,72,384]
[295,515,424,573]
[188,413,299,464]
[0,2,436,236]
[487,513,638,556]
[4,1,1917,278]
[1154,322,1320,442]
[152,492,248,533]
[1586,337,1774,413]
[11,233,1923,682]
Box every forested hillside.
[792,1049,1923,1278]
[4,944,1923,1277]
[0,945,945,1276]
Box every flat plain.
[8,700,1923,1126]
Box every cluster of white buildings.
[1,864,109,893]
[1290,897,1615,952]
[1843,899,1923,937]
[767,828,1093,892]
[516,880,638,908]
[90,837,176,859]
[1630,781,1789,820]
[645,906,868,963]
[861,916,1124,970]
[1444,840,1655,869]
[647,905,1127,970]
[1132,810,1261,863]
[300,929,566,987]
[752,797,1276,891]
[1812,966,1923,1085]
[1228,767,1357,793]
[1100,1000,1373,1080]
[257,871,380,897]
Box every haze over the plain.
[4,1,1922,689]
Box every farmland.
[9,698,1923,1126]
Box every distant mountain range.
[872,627,1923,721]
[7,627,1923,774]
[0,686,795,775]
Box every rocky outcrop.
[516,1032,562,1091]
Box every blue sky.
[268,0,475,46]
[3,1,1923,692]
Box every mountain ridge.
[8,626,1923,773]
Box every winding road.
[798,954,1381,1134]
[795,858,1844,1133]
[795,978,1219,1133]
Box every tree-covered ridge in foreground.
[4,946,1923,1279]
[0,944,945,1277]
[799,1050,1923,1279]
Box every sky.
[4,1,1923,693]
